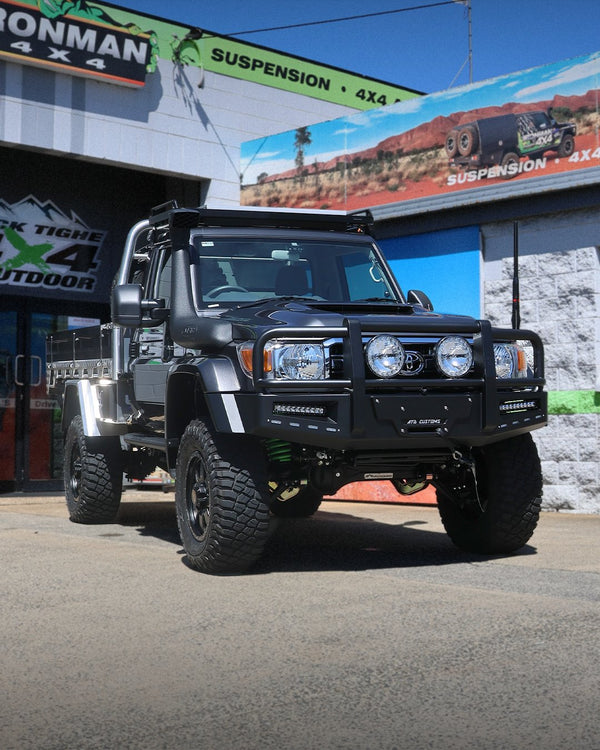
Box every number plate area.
[371,393,476,436]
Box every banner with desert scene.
[240,51,600,211]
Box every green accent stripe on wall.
[548,391,600,414]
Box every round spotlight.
[365,335,405,378]
[436,336,473,378]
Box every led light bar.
[273,403,327,416]
[499,400,538,413]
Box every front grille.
[327,336,475,382]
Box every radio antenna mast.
[512,222,521,329]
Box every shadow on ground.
[115,499,534,573]
[117,500,181,546]
[254,510,535,573]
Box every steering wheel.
[206,285,248,298]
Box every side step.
[122,433,178,452]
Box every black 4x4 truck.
[47,203,547,574]
[446,108,576,175]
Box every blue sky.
[112,0,600,94]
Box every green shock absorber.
[265,439,292,464]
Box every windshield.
[190,236,401,305]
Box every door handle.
[13,355,42,387]
[14,354,25,386]
[30,355,42,387]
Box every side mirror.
[112,284,142,327]
[111,285,168,327]
[407,289,434,311]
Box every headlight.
[238,340,326,380]
[494,343,527,379]
[267,341,325,380]
[435,336,473,378]
[365,335,405,378]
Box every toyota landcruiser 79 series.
[47,202,547,573]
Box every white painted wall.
[0,57,357,205]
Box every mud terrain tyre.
[557,134,575,158]
[457,126,478,156]
[436,434,542,554]
[64,415,123,523]
[269,486,322,518]
[175,419,271,574]
[445,130,459,158]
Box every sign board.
[240,51,600,211]
[0,0,418,105]
[0,0,153,86]
[0,194,107,298]
[196,35,419,109]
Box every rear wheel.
[557,134,575,158]
[64,415,123,523]
[500,151,520,178]
[175,419,271,574]
[436,434,542,554]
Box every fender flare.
[165,358,245,468]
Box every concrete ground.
[1,490,599,750]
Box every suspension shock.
[264,438,292,464]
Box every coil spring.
[265,439,292,463]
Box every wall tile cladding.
[482,214,600,513]
[535,413,599,512]
[485,244,599,392]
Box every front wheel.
[436,434,542,554]
[64,415,123,523]
[175,420,271,574]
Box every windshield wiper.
[352,297,400,303]
[234,295,319,310]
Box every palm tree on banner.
[294,127,312,180]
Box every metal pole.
[452,0,473,84]
[467,0,472,83]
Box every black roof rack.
[148,202,373,234]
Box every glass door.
[0,309,72,492]
[26,312,70,489]
[0,311,17,492]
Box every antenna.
[512,222,521,329]
[452,0,473,83]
